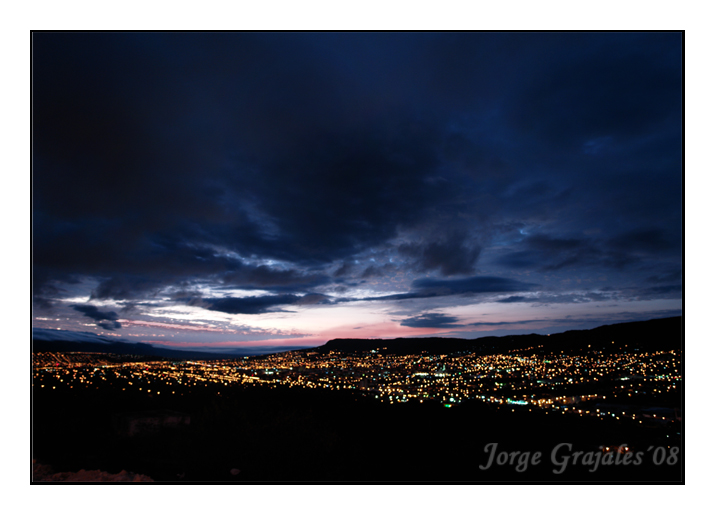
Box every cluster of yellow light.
[33,347,680,424]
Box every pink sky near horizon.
[144,321,445,351]
[33,294,682,353]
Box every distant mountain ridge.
[33,317,682,361]
[319,317,682,356]
[32,328,240,360]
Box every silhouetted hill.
[32,329,237,360]
[320,316,682,356]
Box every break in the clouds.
[32,32,682,350]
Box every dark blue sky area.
[32,32,682,349]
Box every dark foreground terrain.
[33,380,682,483]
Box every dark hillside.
[321,317,682,356]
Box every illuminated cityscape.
[33,343,681,427]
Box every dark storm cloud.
[97,321,122,330]
[233,122,464,266]
[618,284,683,301]
[400,313,462,328]
[33,32,465,286]
[220,266,330,292]
[72,304,122,330]
[91,275,166,300]
[333,261,356,278]
[411,276,535,295]
[641,284,682,296]
[33,32,682,314]
[33,296,54,310]
[516,234,606,271]
[495,229,678,273]
[34,222,246,299]
[359,262,400,279]
[607,228,679,254]
[202,293,331,315]
[398,232,481,276]
[203,295,301,315]
[359,275,536,302]
[509,32,681,147]
[645,268,682,284]
[497,296,529,304]
[496,251,538,270]
[76,245,329,300]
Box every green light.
[444,404,452,408]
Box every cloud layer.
[32,32,682,345]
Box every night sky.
[32,32,682,353]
